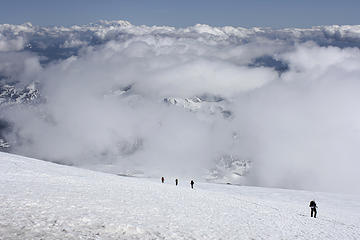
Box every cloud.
[231,43,360,193]
[0,51,41,86]
[0,35,25,52]
[1,21,360,193]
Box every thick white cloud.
[0,35,25,52]
[1,21,360,193]
[0,52,41,86]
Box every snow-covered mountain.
[0,83,41,106]
[0,152,359,239]
[207,154,251,183]
[0,83,42,151]
[163,96,232,119]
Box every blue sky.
[0,0,359,27]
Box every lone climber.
[309,200,317,218]
[161,177,164,183]
[190,180,194,189]
[175,179,178,186]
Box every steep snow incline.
[0,152,359,240]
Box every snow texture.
[1,152,359,240]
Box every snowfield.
[0,152,359,240]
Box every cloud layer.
[1,21,360,193]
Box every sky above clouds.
[0,0,359,27]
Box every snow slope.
[0,152,359,240]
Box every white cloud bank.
[1,21,360,193]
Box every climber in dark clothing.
[190,180,194,189]
[175,179,178,186]
[161,177,164,183]
[309,200,317,218]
